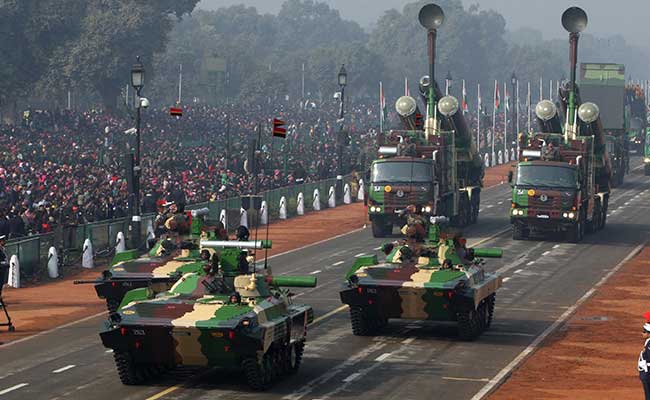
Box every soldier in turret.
[402,204,427,242]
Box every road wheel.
[457,308,481,341]
[287,340,305,374]
[567,220,583,243]
[477,301,488,332]
[486,294,495,329]
[114,351,144,385]
[512,223,527,240]
[242,357,269,391]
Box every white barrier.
[498,150,503,165]
[260,201,268,225]
[82,238,94,269]
[328,186,336,208]
[8,255,19,288]
[343,184,351,204]
[145,219,155,246]
[505,149,509,162]
[219,209,227,229]
[240,208,248,228]
[510,148,516,161]
[491,152,497,167]
[47,246,59,278]
[358,179,365,201]
[279,196,287,220]
[297,192,305,215]
[484,153,490,168]
[116,232,126,253]
[313,189,321,211]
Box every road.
[0,158,648,400]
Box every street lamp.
[336,64,348,202]
[510,71,517,155]
[129,57,145,249]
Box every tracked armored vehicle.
[341,209,502,341]
[75,208,231,312]
[100,239,317,390]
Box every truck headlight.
[568,212,575,219]
[422,206,432,213]
[562,212,568,218]
[644,157,650,163]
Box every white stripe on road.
[343,373,362,383]
[332,261,345,266]
[354,253,367,257]
[373,246,382,251]
[52,365,76,374]
[309,270,321,275]
[375,353,392,362]
[402,338,416,344]
[0,383,29,395]
[443,377,489,382]
[526,261,536,266]
[552,244,561,249]
[514,269,523,274]
[542,251,550,256]
[502,277,511,282]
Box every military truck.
[626,84,647,153]
[100,240,317,390]
[341,208,502,341]
[367,4,483,237]
[510,7,611,243]
[579,63,629,186]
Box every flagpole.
[527,81,531,135]
[549,79,552,100]
[477,82,481,152]
[539,76,543,101]
[504,81,507,160]
[492,80,497,166]
[379,81,383,134]
[178,63,183,104]
[516,79,520,138]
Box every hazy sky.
[197,0,647,47]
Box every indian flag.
[494,80,501,111]
[461,80,468,113]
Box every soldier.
[214,222,229,240]
[639,315,650,399]
[0,235,8,279]
[403,204,427,242]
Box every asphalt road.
[0,158,649,400]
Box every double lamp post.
[336,64,347,201]
[129,58,145,249]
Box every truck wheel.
[567,220,584,243]
[512,224,527,240]
[242,356,271,390]
[645,165,650,176]
[486,294,495,329]
[457,308,481,341]
[287,340,305,374]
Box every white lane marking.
[479,208,483,212]
[105,349,113,353]
[354,253,367,257]
[310,270,321,275]
[526,261,536,266]
[0,383,29,395]
[402,338,415,344]
[552,244,560,249]
[52,364,76,374]
[343,373,362,383]
[486,205,494,208]
[514,269,523,274]
[373,246,382,251]
[497,201,503,205]
[483,331,535,337]
[443,377,490,382]
[471,243,645,400]
[542,251,550,256]
[502,277,511,282]
[375,353,392,362]
[332,261,344,266]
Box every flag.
[380,81,386,132]
[461,80,468,113]
[494,80,501,111]
[272,118,286,138]
[505,84,510,111]
[169,107,182,117]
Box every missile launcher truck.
[100,240,317,390]
[367,3,484,237]
[510,7,611,243]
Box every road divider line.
[354,253,367,257]
[332,261,345,266]
[0,383,28,395]
[52,364,76,374]
[343,372,362,382]
[375,353,391,362]
[471,242,645,400]
[310,270,321,275]
[145,385,181,400]
[542,251,550,256]
[402,338,415,344]
[443,377,489,382]
[502,277,511,282]
[313,305,349,325]
[526,261,535,266]
[553,244,560,249]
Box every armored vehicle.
[367,3,483,237]
[510,7,611,243]
[75,208,231,312]
[100,240,317,390]
[341,211,502,341]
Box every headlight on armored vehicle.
[568,212,575,219]
[512,209,524,216]
[644,157,650,163]
[421,205,432,213]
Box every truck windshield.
[371,162,433,183]
[516,165,577,188]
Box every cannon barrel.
[200,240,272,249]
[471,248,503,258]
[268,275,317,288]
[73,279,103,285]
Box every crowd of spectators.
[0,98,378,238]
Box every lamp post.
[510,71,517,156]
[336,64,347,202]
[130,57,145,249]
[446,70,452,95]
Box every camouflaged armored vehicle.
[340,215,502,340]
[100,239,317,390]
[75,208,231,312]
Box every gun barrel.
[73,279,102,285]
[191,207,210,217]
[471,248,503,258]
[269,276,317,288]
[200,240,272,250]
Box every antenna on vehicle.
[252,121,263,274]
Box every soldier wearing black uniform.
[639,320,650,399]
